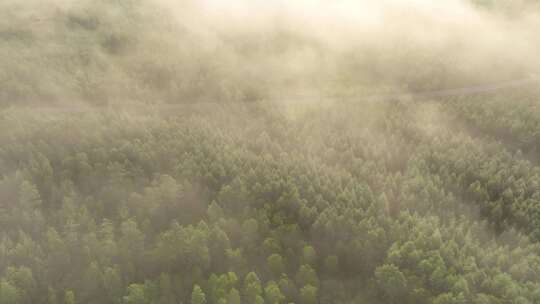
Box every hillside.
[2,0,539,107]
[2,1,540,304]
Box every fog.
[1,0,540,106]
[3,1,540,304]
[161,0,540,94]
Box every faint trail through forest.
[2,76,539,113]
[382,77,539,99]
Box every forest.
[2,0,540,304]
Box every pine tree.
[191,285,206,304]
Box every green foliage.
[301,246,317,266]
[0,279,20,304]
[227,288,241,304]
[267,254,285,277]
[375,264,408,303]
[244,272,263,303]
[299,285,317,304]
[295,265,319,289]
[1,95,540,303]
[1,2,540,302]
[64,291,76,304]
[124,284,147,304]
[191,285,206,304]
[47,287,58,304]
[265,281,285,304]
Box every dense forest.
[2,0,540,304]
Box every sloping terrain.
[2,1,540,304]
[2,95,540,303]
